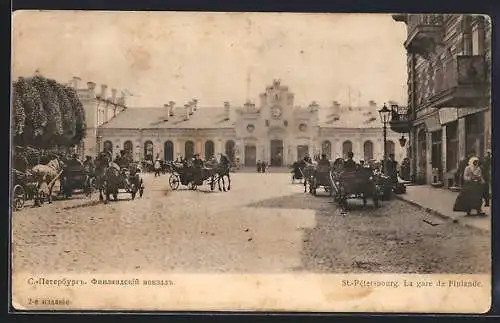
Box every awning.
[424,114,441,132]
[438,108,458,125]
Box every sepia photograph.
[10,11,491,312]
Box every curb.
[393,195,489,233]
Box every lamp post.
[378,103,392,174]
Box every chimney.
[188,101,194,115]
[224,101,230,117]
[111,88,117,103]
[192,99,198,111]
[163,104,170,120]
[87,81,96,95]
[117,91,126,106]
[184,104,190,120]
[168,101,175,116]
[309,101,319,112]
[100,84,108,99]
[72,76,81,89]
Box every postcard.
[10,11,492,313]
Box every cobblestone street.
[12,172,490,274]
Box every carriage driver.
[318,154,331,168]
[344,151,357,169]
[192,154,204,185]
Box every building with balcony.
[392,14,491,187]
[90,79,405,167]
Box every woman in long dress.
[453,156,485,216]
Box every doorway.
[270,140,283,166]
[244,145,257,166]
[417,129,427,184]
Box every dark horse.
[94,152,113,202]
[213,155,231,192]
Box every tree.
[12,75,87,149]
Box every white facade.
[81,79,405,166]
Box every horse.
[215,155,231,192]
[94,152,111,201]
[30,155,65,204]
[302,162,316,193]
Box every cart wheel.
[13,197,24,211]
[169,174,180,190]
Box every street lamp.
[399,135,407,147]
[378,103,392,173]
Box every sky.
[12,11,408,108]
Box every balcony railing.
[430,55,487,108]
[389,105,411,134]
[404,14,444,57]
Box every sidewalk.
[395,185,491,232]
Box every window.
[342,140,353,158]
[103,141,113,154]
[144,141,154,161]
[164,141,174,161]
[322,140,332,159]
[446,121,459,171]
[225,140,235,162]
[185,141,195,160]
[465,112,485,159]
[363,141,374,161]
[431,130,442,169]
[123,141,133,157]
[204,140,215,160]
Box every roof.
[99,105,385,130]
[317,107,382,129]
[100,107,237,129]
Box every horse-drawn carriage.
[168,162,218,191]
[309,164,335,196]
[101,163,144,203]
[12,169,40,211]
[290,162,305,183]
[331,167,380,208]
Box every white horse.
[31,157,65,204]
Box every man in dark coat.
[480,150,491,207]
[344,152,356,169]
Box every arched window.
[387,140,395,157]
[204,140,215,160]
[123,140,133,158]
[322,140,332,160]
[225,140,235,162]
[185,140,195,159]
[363,140,374,161]
[104,141,113,154]
[164,141,174,161]
[144,140,154,161]
[342,140,353,158]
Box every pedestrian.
[257,160,262,173]
[154,157,161,177]
[456,152,473,187]
[480,151,491,207]
[453,156,486,216]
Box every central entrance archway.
[244,145,257,166]
[270,139,284,167]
